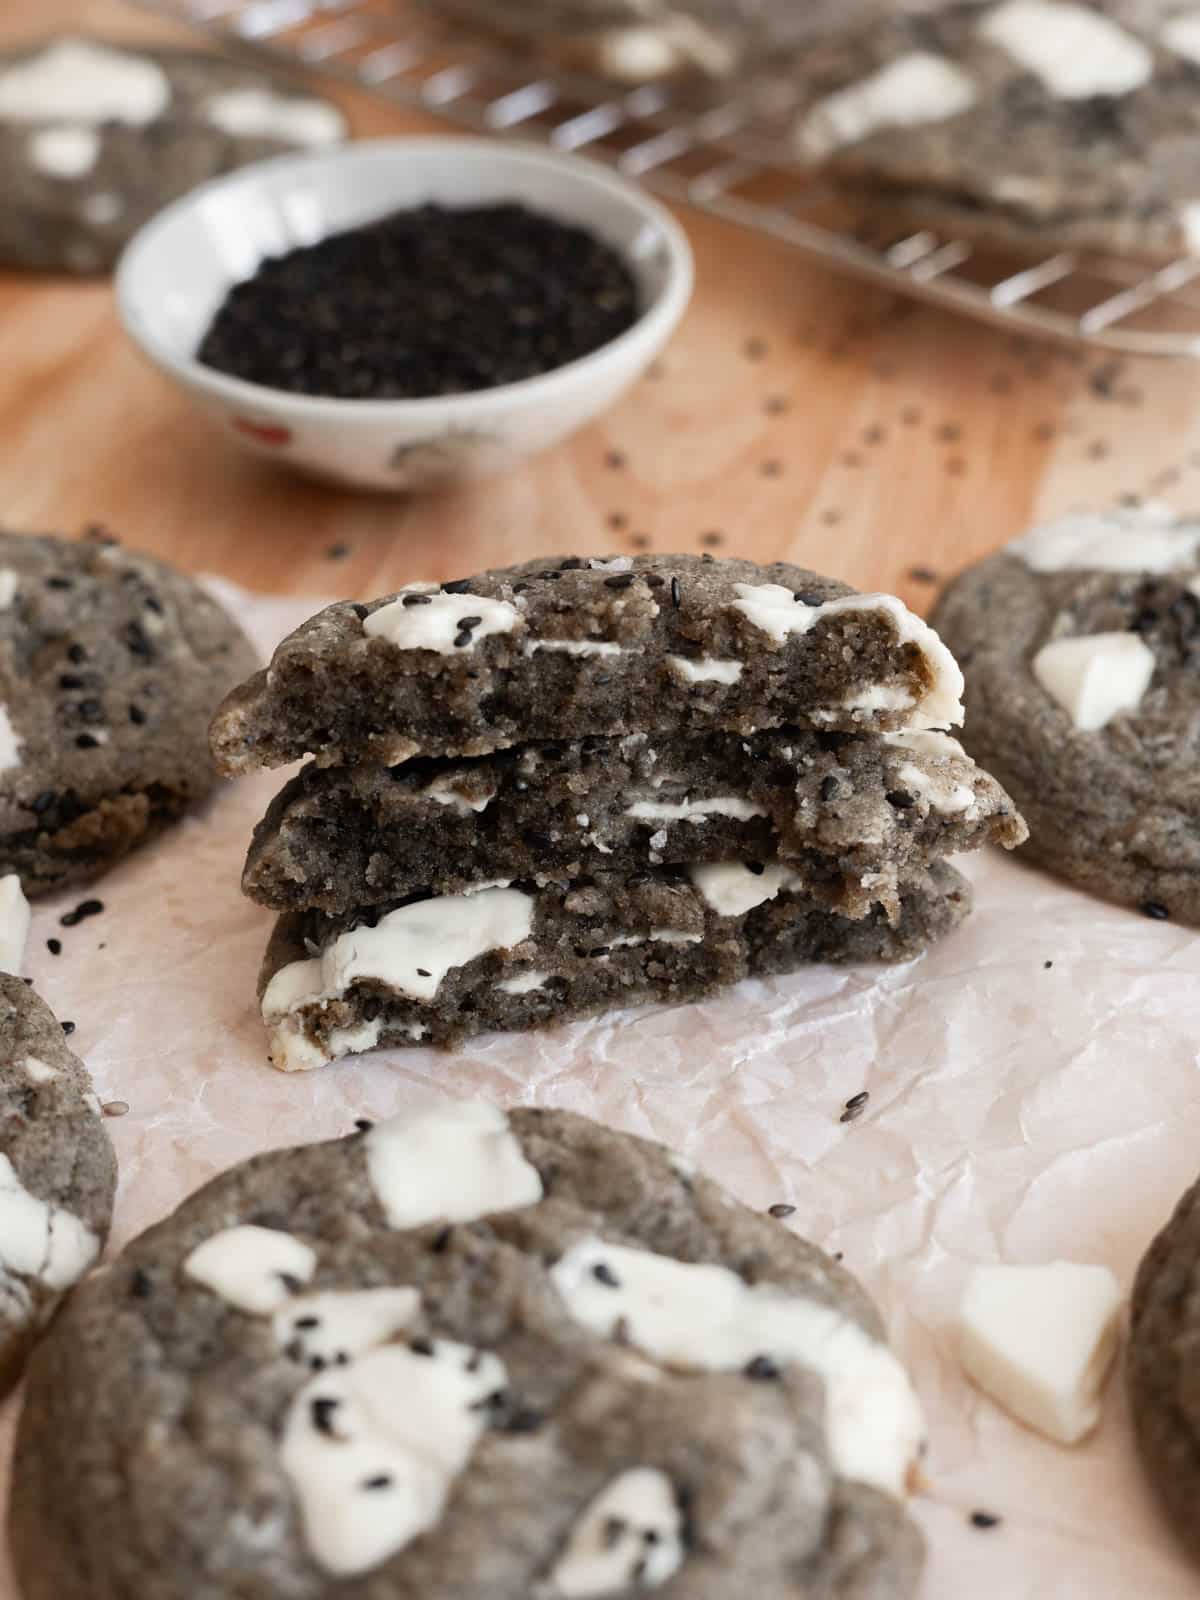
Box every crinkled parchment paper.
[2,578,1196,1597]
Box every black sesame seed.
[604,573,635,589]
[886,790,916,809]
[362,1475,393,1491]
[67,643,86,664]
[277,1272,305,1295]
[129,704,146,725]
[352,604,369,620]
[354,1118,374,1132]
[410,1337,435,1356]
[124,621,152,658]
[130,1267,153,1298]
[31,791,57,814]
[60,899,104,927]
[294,1316,320,1331]
[61,1021,75,1036]
[75,734,100,750]
[670,576,681,609]
[46,575,73,591]
[591,1262,621,1288]
[416,967,431,977]
[645,574,665,588]
[845,1090,870,1111]
[744,1354,782,1381]
[746,862,766,876]
[768,1203,796,1219]
[46,938,61,956]
[431,1226,453,1253]
[457,615,483,630]
[603,1517,627,1549]
[401,592,433,606]
[819,775,839,802]
[1141,901,1170,920]
[309,1355,327,1372]
[453,631,473,649]
[144,593,164,614]
[839,1099,868,1124]
[502,1406,544,1434]
[442,579,472,595]
[970,1511,1001,1530]
[58,674,85,691]
[311,1397,340,1435]
[77,698,104,723]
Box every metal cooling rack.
[135,0,1200,357]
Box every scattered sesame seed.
[670,577,682,609]
[46,938,61,956]
[839,1099,867,1124]
[61,899,104,927]
[311,1397,340,1435]
[102,1100,130,1118]
[75,734,100,749]
[768,1203,796,1219]
[592,1261,621,1288]
[604,573,635,589]
[325,544,350,561]
[605,450,626,469]
[61,1020,75,1036]
[362,1474,393,1491]
[744,1354,781,1381]
[845,1090,870,1111]
[907,565,940,584]
[886,790,915,810]
[1141,901,1170,920]
[401,593,433,607]
[970,1511,1001,1530]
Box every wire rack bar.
[133,0,1200,357]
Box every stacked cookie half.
[210,555,1025,1070]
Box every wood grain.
[2,0,1199,615]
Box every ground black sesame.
[197,202,639,400]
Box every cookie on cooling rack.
[11,1099,926,1598]
[791,0,1200,261]
[933,503,1200,922]
[0,35,345,274]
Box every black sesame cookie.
[1128,1170,1200,1564]
[425,0,794,83]
[932,504,1200,923]
[0,529,259,895]
[11,1099,927,1598]
[210,555,965,773]
[258,859,970,1068]
[790,1,1200,261]
[243,727,1024,918]
[0,35,346,276]
[0,972,117,1397]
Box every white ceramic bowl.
[116,137,693,492]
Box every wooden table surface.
[5,0,1200,613]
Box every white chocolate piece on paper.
[958,1260,1123,1445]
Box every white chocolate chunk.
[364,589,520,655]
[1032,632,1155,731]
[880,729,968,761]
[0,39,170,124]
[668,655,743,685]
[880,735,976,814]
[0,569,16,607]
[958,1261,1122,1445]
[1162,12,1200,64]
[0,1153,98,1293]
[730,586,964,727]
[0,875,30,975]
[525,638,624,659]
[365,1100,543,1231]
[627,795,765,823]
[1010,505,1200,573]
[204,87,343,146]
[498,969,548,995]
[549,1468,685,1596]
[273,1287,420,1367]
[23,1056,58,1084]
[551,1239,925,1497]
[798,51,977,159]
[422,775,494,814]
[280,1338,507,1576]
[183,1225,316,1314]
[689,861,802,918]
[0,706,21,772]
[29,124,99,178]
[980,0,1152,98]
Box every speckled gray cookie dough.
[932,503,1200,923]
[0,528,259,895]
[1128,1169,1200,1563]
[11,1100,927,1599]
[0,970,117,1396]
[244,727,1023,918]
[210,555,965,773]
[0,36,345,275]
[790,0,1200,260]
[258,859,970,1069]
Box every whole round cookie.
[0,35,346,275]
[0,528,259,896]
[1128,1172,1200,1563]
[0,971,117,1397]
[931,504,1200,923]
[12,1100,926,1598]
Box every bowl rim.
[115,135,695,421]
